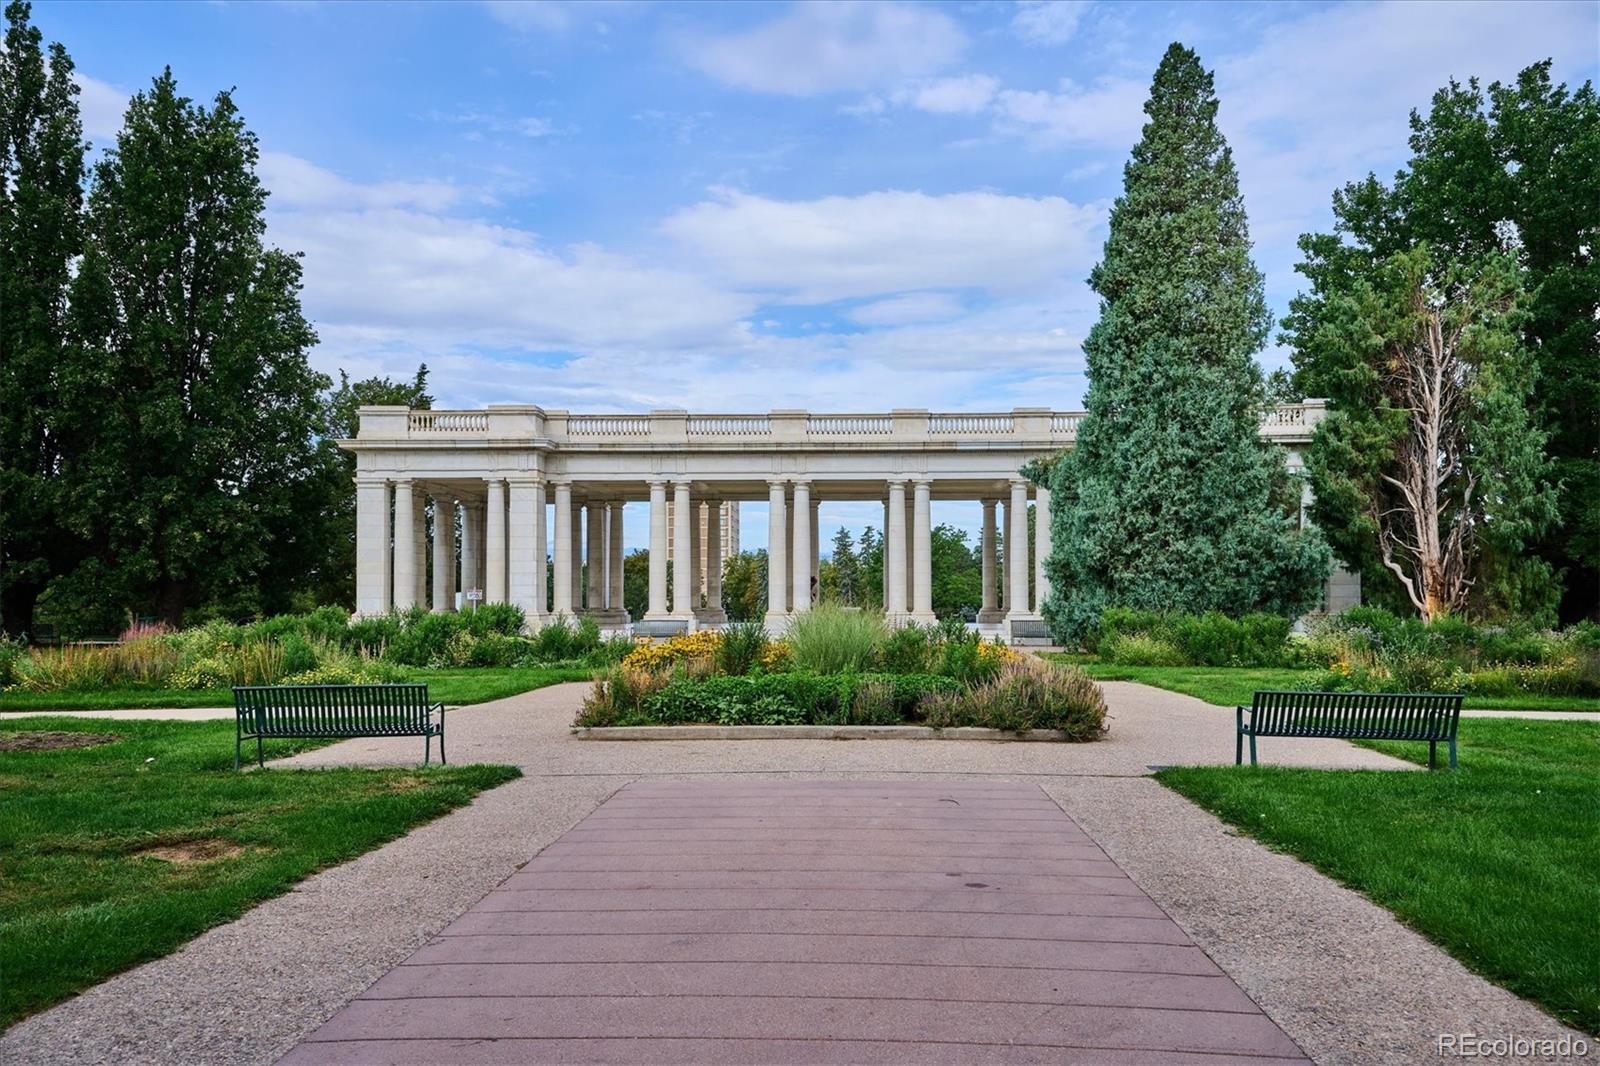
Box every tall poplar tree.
[61,70,325,626]
[0,1,86,634]
[1043,43,1329,642]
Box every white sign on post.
[465,588,484,610]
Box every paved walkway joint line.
[283,779,1309,1065]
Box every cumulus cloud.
[258,153,462,212]
[847,292,967,326]
[682,2,967,96]
[992,76,1147,149]
[1011,1,1092,46]
[73,73,128,140]
[661,188,1105,303]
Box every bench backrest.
[233,684,434,736]
[1249,690,1462,740]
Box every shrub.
[574,670,959,728]
[788,605,887,674]
[468,603,527,636]
[623,630,722,672]
[14,644,113,691]
[0,635,26,687]
[716,621,768,675]
[850,678,901,725]
[576,666,671,727]
[1099,633,1187,666]
[880,623,936,674]
[921,659,1107,740]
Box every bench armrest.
[430,702,446,720]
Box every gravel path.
[1,680,1586,1065]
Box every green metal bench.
[232,684,445,769]
[1237,690,1463,769]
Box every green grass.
[1042,655,1600,712]
[1158,718,1600,1034]
[0,665,594,713]
[0,716,520,1026]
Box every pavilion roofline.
[344,399,1327,447]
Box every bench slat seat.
[1237,690,1462,769]
[233,684,444,768]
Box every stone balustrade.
[366,400,1327,446]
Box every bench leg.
[234,735,241,772]
[1449,738,1457,770]
[257,736,265,769]
[1429,741,1437,770]
[439,726,446,765]
[1249,733,1257,767]
[1235,729,1243,766]
[423,732,431,766]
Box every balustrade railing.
[807,415,892,436]
[407,410,488,432]
[690,416,772,436]
[568,415,650,436]
[374,402,1322,442]
[930,413,1014,435]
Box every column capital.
[393,477,415,487]
[646,477,669,489]
[673,477,694,488]
[912,477,932,489]
[506,474,543,486]
[885,477,907,489]
[790,477,812,489]
[767,477,789,489]
[1009,477,1030,490]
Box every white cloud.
[258,153,462,212]
[661,188,1105,303]
[1011,1,1092,46]
[682,2,967,96]
[73,73,127,140]
[847,292,966,326]
[481,1,576,33]
[897,74,999,115]
[992,76,1147,149]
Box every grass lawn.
[1158,718,1600,1034]
[0,664,594,713]
[1044,655,1599,712]
[0,716,520,1027]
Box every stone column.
[997,501,1007,613]
[881,498,890,609]
[765,480,788,628]
[508,473,540,617]
[552,481,574,616]
[431,497,455,612]
[810,498,820,599]
[413,504,428,609]
[1034,484,1052,612]
[571,501,585,611]
[688,499,703,615]
[608,502,627,618]
[978,499,1001,624]
[886,480,908,618]
[904,492,916,614]
[585,499,604,613]
[646,481,670,620]
[355,478,390,616]
[1007,479,1031,622]
[912,480,934,622]
[484,479,507,604]
[791,480,812,614]
[459,502,480,605]
[672,480,694,626]
[705,499,724,622]
[392,480,418,610]
[531,486,547,618]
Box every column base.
[694,608,728,627]
[587,608,631,629]
[763,610,791,633]
[635,616,692,637]
[975,607,1005,624]
[1002,614,1053,645]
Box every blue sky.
[33,0,1599,550]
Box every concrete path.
[283,779,1309,1065]
[2,681,1588,1066]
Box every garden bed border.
[573,724,1076,742]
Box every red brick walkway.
[283,780,1309,1064]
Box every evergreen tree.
[719,550,767,622]
[59,70,325,627]
[1043,43,1329,642]
[856,526,883,609]
[0,1,86,634]
[829,527,859,605]
[1288,63,1596,620]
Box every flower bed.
[578,606,1108,741]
